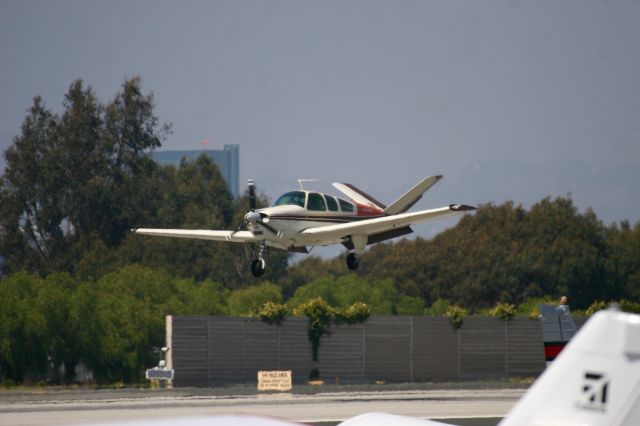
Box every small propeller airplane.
[135,175,476,277]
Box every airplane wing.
[300,204,476,244]
[134,229,258,243]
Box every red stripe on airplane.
[356,203,384,217]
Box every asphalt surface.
[0,383,525,426]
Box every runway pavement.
[0,385,524,426]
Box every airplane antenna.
[298,179,319,191]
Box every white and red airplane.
[135,175,476,277]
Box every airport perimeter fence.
[166,315,587,387]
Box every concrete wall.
[168,315,548,387]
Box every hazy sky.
[2,0,639,244]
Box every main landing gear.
[250,242,267,277]
[250,242,363,277]
[346,235,366,271]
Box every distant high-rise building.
[152,144,240,197]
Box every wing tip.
[449,204,477,212]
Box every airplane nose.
[244,211,261,225]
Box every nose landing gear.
[251,258,266,277]
[346,252,359,270]
[250,242,267,277]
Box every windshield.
[274,191,306,208]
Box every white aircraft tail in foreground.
[341,308,640,426]
[135,175,476,276]
[498,308,640,426]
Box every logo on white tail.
[576,371,609,413]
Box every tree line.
[282,199,640,310]
[2,78,639,384]
[0,77,288,285]
[0,266,429,384]
[3,265,638,385]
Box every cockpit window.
[338,198,354,212]
[326,196,338,212]
[307,192,327,211]
[274,191,306,208]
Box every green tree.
[396,295,425,315]
[88,265,181,382]
[227,282,282,315]
[0,78,169,276]
[118,155,238,283]
[355,197,612,310]
[424,298,452,316]
[287,275,342,308]
[0,273,49,382]
[172,278,229,316]
[0,97,63,274]
[36,273,84,383]
[0,272,84,384]
[278,255,344,298]
[117,158,291,286]
[605,221,640,301]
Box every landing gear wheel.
[251,242,267,277]
[346,252,359,270]
[251,258,266,277]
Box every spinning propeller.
[242,179,278,235]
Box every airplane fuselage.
[248,190,386,251]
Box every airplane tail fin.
[499,309,640,426]
[383,175,443,215]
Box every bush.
[489,302,516,321]
[293,297,370,379]
[586,299,640,315]
[445,305,467,329]
[335,302,371,325]
[619,300,640,314]
[586,300,609,316]
[258,302,290,325]
[294,298,335,362]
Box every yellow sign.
[257,370,292,391]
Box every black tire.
[346,252,359,270]
[251,258,266,277]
